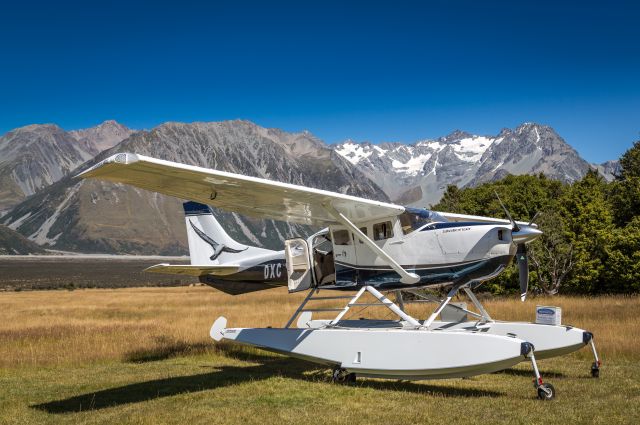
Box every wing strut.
[323,203,420,285]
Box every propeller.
[494,192,535,302]
[494,191,519,232]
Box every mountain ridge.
[0,120,133,213]
[2,120,386,254]
[333,122,606,206]
[0,119,619,254]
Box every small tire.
[332,368,355,384]
[591,364,600,378]
[537,383,555,400]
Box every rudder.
[183,201,258,265]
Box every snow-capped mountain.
[0,121,133,213]
[334,123,593,206]
[0,119,619,255]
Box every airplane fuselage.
[323,220,516,290]
[200,219,518,294]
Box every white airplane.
[79,152,597,399]
[147,199,601,377]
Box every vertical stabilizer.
[183,202,272,265]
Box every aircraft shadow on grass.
[32,345,502,414]
[495,368,567,379]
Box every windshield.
[399,208,447,235]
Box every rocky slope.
[0,121,133,213]
[334,123,593,206]
[70,120,135,155]
[593,160,621,181]
[2,121,386,254]
[0,225,45,255]
[0,119,619,255]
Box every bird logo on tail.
[189,219,248,260]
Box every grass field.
[1,287,639,424]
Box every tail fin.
[183,201,271,265]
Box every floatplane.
[78,152,599,399]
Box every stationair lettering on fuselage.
[264,263,283,280]
[441,227,471,234]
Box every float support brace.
[463,287,493,322]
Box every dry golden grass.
[0,287,638,368]
[1,287,639,425]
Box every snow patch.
[391,153,432,176]
[452,136,497,162]
[418,140,445,151]
[335,142,373,165]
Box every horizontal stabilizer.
[144,263,241,276]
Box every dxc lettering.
[263,263,282,279]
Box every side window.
[333,229,352,245]
[357,227,367,244]
[373,221,394,241]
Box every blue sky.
[0,1,638,163]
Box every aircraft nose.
[512,227,543,244]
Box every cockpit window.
[399,208,444,235]
[373,221,394,240]
[333,229,352,245]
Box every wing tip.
[76,152,140,179]
[144,263,170,273]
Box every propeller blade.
[516,243,529,301]
[494,191,520,231]
[528,211,541,227]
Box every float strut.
[590,337,601,378]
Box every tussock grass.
[0,288,638,367]
[0,288,639,424]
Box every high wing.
[78,153,404,226]
[434,211,537,228]
[145,264,241,276]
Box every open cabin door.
[284,238,313,292]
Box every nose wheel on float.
[583,332,602,378]
[537,383,556,400]
[525,343,556,400]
